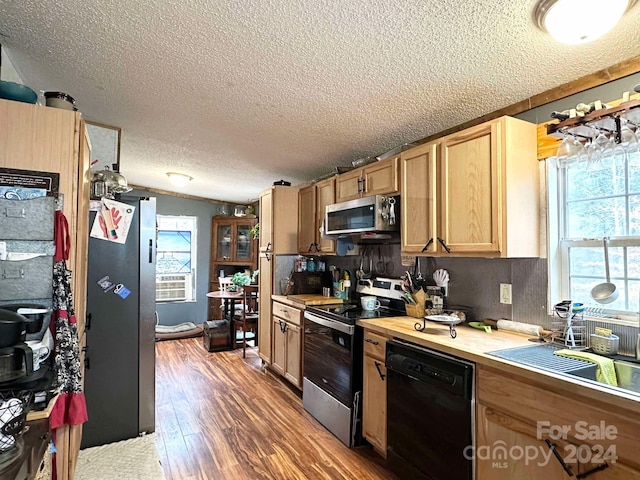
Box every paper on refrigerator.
[89,198,135,244]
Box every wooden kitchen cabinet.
[362,330,389,457]
[271,299,303,389]
[0,99,90,480]
[401,116,539,257]
[259,185,299,255]
[476,364,640,479]
[258,253,272,364]
[335,157,399,202]
[298,178,336,255]
[208,216,258,320]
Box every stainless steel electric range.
[302,277,406,447]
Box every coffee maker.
[0,306,51,387]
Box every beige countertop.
[358,316,640,413]
[272,294,344,308]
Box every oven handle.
[304,311,354,335]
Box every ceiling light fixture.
[534,0,635,44]
[166,172,193,187]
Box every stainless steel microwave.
[324,195,400,236]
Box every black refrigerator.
[81,196,157,448]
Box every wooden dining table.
[206,290,244,321]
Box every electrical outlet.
[500,283,512,305]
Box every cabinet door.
[258,254,272,363]
[336,168,364,202]
[271,317,286,375]
[284,322,302,389]
[298,185,317,254]
[214,223,233,261]
[477,404,577,480]
[316,178,336,254]
[440,121,500,254]
[401,143,438,254]
[259,189,273,252]
[362,157,399,197]
[363,354,387,455]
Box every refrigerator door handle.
[86,312,92,330]
[148,239,153,263]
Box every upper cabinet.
[298,178,336,255]
[401,116,539,258]
[335,157,400,202]
[260,185,299,255]
[212,216,257,263]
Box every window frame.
[549,154,640,325]
[155,215,198,303]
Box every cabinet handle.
[437,237,451,253]
[545,440,574,477]
[361,177,366,193]
[365,338,379,345]
[314,243,321,253]
[86,313,92,331]
[265,251,271,262]
[266,242,272,252]
[374,360,386,381]
[308,243,314,252]
[421,238,434,253]
[148,238,153,263]
[576,462,609,479]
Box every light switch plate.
[500,283,512,305]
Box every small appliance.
[325,195,400,236]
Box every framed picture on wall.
[86,121,122,172]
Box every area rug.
[75,433,165,480]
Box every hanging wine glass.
[588,128,611,167]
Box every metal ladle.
[590,237,619,304]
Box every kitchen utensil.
[44,91,76,110]
[0,81,37,104]
[496,319,544,337]
[356,246,366,280]
[590,237,619,304]
[433,269,450,296]
[384,245,395,276]
[376,247,385,275]
[468,321,492,333]
[405,271,414,292]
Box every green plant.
[231,270,258,289]
[250,223,260,239]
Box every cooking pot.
[0,304,49,334]
[0,310,27,349]
[91,168,132,199]
[44,91,76,111]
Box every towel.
[554,349,618,386]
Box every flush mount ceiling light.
[534,0,636,44]
[166,172,193,187]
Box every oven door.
[303,311,361,406]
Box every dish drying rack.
[550,301,586,349]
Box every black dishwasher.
[386,339,475,480]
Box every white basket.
[590,334,619,356]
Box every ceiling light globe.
[166,172,193,187]
[537,0,631,44]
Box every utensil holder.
[590,334,619,356]
[405,303,426,318]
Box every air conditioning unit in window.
[156,273,193,302]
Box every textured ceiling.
[1,0,640,203]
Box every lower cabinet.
[362,330,389,457]
[271,300,303,389]
[476,364,640,479]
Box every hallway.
[154,338,395,480]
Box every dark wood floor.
[155,338,396,480]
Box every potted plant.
[231,271,259,291]
[249,223,259,240]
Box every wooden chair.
[218,276,233,291]
[233,284,259,357]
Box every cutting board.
[286,294,344,305]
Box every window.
[552,142,640,319]
[156,215,197,302]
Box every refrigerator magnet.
[113,283,131,299]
